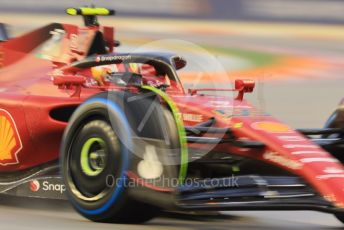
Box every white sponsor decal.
[208,101,233,108]
[42,181,66,194]
[292,150,326,155]
[263,151,302,170]
[98,55,132,62]
[323,167,344,174]
[317,174,344,180]
[300,158,339,163]
[182,113,203,123]
[277,136,306,142]
[283,144,318,149]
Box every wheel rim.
[80,138,107,177]
[68,133,120,202]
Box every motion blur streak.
[0,0,343,228]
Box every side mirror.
[235,79,255,100]
[114,40,121,47]
[53,75,86,97]
[53,75,86,86]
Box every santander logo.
[29,180,40,192]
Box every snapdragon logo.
[29,180,66,194]
[29,180,40,192]
[96,55,132,62]
[42,181,66,194]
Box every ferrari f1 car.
[0,7,344,224]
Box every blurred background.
[0,1,343,228]
[1,0,343,129]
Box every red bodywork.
[1,22,344,209]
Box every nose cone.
[231,115,344,208]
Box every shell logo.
[252,121,291,133]
[0,109,22,166]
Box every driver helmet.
[91,63,141,85]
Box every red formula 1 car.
[0,7,344,224]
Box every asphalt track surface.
[0,14,344,229]
[0,196,343,229]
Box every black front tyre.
[63,119,157,223]
[60,91,179,223]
